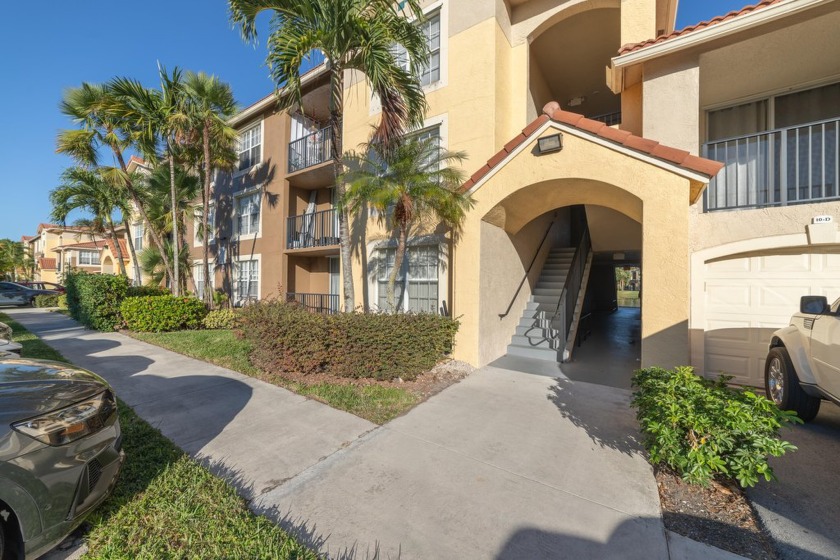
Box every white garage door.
[703,251,840,386]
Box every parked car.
[0,358,124,560]
[765,295,840,421]
[0,322,21,356]
[0,282,58,307]
[18,282,65,294]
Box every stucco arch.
[101,255,113,275]
[453,124,697,369]
[512,0,619,45]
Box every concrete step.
[533,294,562,305]
[524,300,554,312]
[509,335,557,349]
[543,260,572,266]
[533,288,564,297]
[539,274,568,281]
[515,324,558,337]
[506,344,559,361]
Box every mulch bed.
[655,465,777,559]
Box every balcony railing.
[589,111,622,126]
[703,117,840,211]
[288,126,333,173]
[287,208,340,250]
[286,292,340,314]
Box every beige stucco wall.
[642,56,700,154]
[585,205,641,252]
[454,124,697,368]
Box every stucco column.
[640,198,690,368]
[451,212,483,366]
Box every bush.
[65,272,131,331]
[121,296,208,333]
[57,294,68,309]
[34,294,60,307]
[239,300,459,381]
[127,285,170,298]
[202,309,240,330]
[631,366,801,488]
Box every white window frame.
[193,260,216,297]
[233,119,264,177]
[370,237,447,313]
[78,250,100,266]
[132,222,144,252]
[233,190,262,240]
[193,204,216,247]
[234,255,261,305]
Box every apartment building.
[27,223,100,283]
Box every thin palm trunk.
[202,121,213,307]
[105,217,128,276]
[123,217,141,285]
[167,142,181,296]
[112,147,173,282]
[387,221,409,311]
[329,71,354,312]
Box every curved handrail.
[499,217,556,319]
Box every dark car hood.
[0,359,111,423]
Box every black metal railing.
[552,227,591,348]
[589,111,622,126]
[703,116,840,211]
[286,208,340,250]
[499,217,556,319]
[288,126,333,173]
[286,292,340,314]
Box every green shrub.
[57,294,68,309]
[65,272,131,331]
[239,300,459,381]
[127,285,170,298]
[121,296,208,333]
[34,294,60,307]
[202,309,240,330]
[631,366,801,488]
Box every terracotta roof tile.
[618,0,783,55]
[460,102,725,192]
[38,258,56,270]
[20,235,34,242]
[52,240,106,251]
[105,238,130,260]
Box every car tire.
[765,346,821,422]
[0,516,5,560]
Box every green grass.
[2,314,317,559]
[617,290,639,300]
[131,329,419,424]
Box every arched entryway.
[101,255,114,275]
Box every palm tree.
[56,83,172,281]
[49,167,131,276]
[341,136,474,311]
[182,71,238,305]
[229,0,430,311]
[107,66,192,295]
[138,240,191,289]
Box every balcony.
[589,111,621,126]
[287,208,339,251]
[288,126,333,173]
[286,292,339,314]
[702,117,840,211]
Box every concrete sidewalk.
[7,308,743,560]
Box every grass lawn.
[131,329,418,424]
[1,313,317,559]
[617,290,639,300]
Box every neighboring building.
[27,223,99,283]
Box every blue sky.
[0,0,751,240]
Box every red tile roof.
[618,0,782,55]
[37,223,94,234]
[129,155,146,165]
[20,235,34,242]
[52,240,107,251]
[39,258,56,270]
[105,238,130,260]
[459,103,724,192]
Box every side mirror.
[801,295,829,315]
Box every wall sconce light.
[537,133,563,155]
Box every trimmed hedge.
[631,366,800,488]
[239,300,459,381]
[121,295,208,332]
[65,272,131,331]
[57,294,68,309]
[34,294,60,307]
[127,285,170,298]
[203,309,240,330]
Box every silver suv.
[765,295,840,421]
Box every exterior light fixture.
[537,133,563,154]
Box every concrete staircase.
[506,247,576,361]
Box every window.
[391,11,441,87]
[133,223,144,251]
[194,262,215,296]
[376,245,439,313]
[236,259,259,302]
[237,123,261,171]
[194,206,216,244]
[236,193,260,236]
[78,250,100,266]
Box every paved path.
[7,308,739,560]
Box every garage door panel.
[700,249,839,387]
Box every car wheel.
[765,346,821,422]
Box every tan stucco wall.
[585,205,641,252]
[620,0,656,45]
[642,57,700,154]
[454,124,694,368]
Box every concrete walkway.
[7,308,738,560]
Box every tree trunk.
[168,142,180,296]
[123,217,141,285]
[387,222,409,312]
[329,69,354,312]
[112,147,173,284]
[202,120,213,307]
[106,218,128,276]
